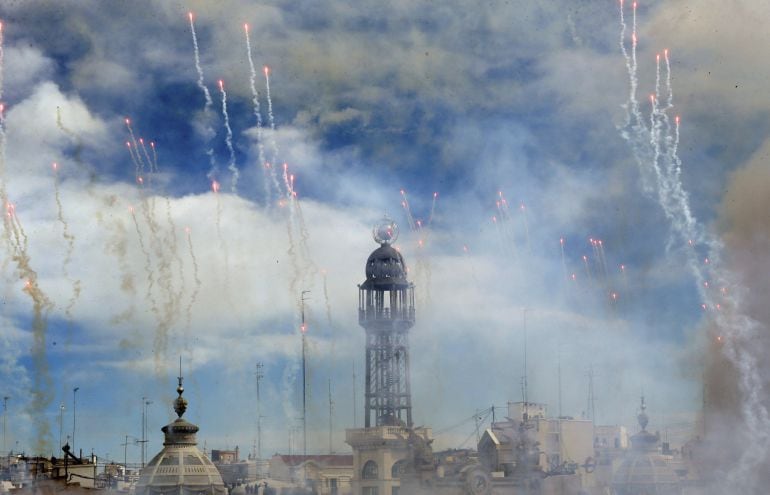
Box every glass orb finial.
[373,217,398,245]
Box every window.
[391,487,399,495]
[391,460,407,479]
[362,460,379,480]
[362,487,378,495]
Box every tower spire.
[174,356,187,418]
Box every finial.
[637,395,649,431]
[373,216,398,245]
[174,356,188,418]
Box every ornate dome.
[136,373,226,495]
[611,397,680,495]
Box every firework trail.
[428,192,438,226]
[51,162,81,327]
[184,227,202,335]
[244,24,273,207]
[124,118,147,179]
[211,180,231,298]
[264,66,281,173]
[618,2,770,488]
[582,255,593,285]
[519,202,531,254]
[0,22,4,102]
[399,190,416,230]
[188,12,218,181]
[560,238,568,282]
[150,141,158,171]
[218,80,240,193]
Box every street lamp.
[72,387,80,454]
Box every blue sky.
[0,0,769,479]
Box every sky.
[0,0,769,488]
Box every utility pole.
[122,435,137,479]
[255,363,264,459]
[59,404,65,451]
[328,378,334,454]
[300,290,311,457]
[352,364,356,428]
[72,387,79,453]
[522,309,529,422]
[3,396,8,455]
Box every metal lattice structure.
[358,219,415,428]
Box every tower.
[359,218,415,428]
[347,218,431,495]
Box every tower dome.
[136,369,226,495]
[363,217,409,289]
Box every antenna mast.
[256,363,264,459]
[300,290,311,457]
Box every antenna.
[300,290,311,457]
[255,363,264,459]
[523,308,529,422]
[328,378,334,454]
[587,365,597,423]
[352,362,357,428]
[557,343,563,419]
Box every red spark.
[675,115,680,125]
[125,118,131,126]
[433,192,438,198]
[211,180,220,193]
[244,23,249,32]
[185,226,191,234]
[188,12,194,21]
[52,162,59,172]
[264,66,270,75]
[219,80,224,91]
[560,238,564,245]
[301,323,307,334]
[137,176,144,184]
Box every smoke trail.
[188,12,218,181]
[184,227,202,339]
[244,25,272,207]
[618,3,770,490]
[51,162,81,331]
[218,80,240,193]
[264,67,280,169]
[130,206,159,324]
[6,205,54,454]
[0,32,53,449]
